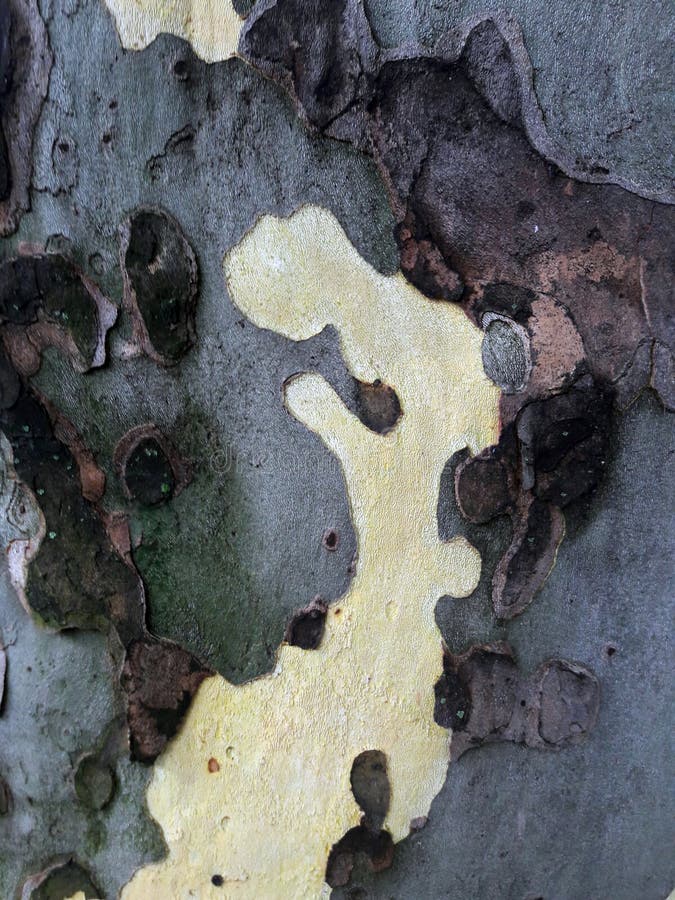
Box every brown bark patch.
[123,639,211,763]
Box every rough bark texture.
[0,0,672,897]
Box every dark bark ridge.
[0,0,52,235]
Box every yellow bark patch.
[121,206,500,897]
[102,0,242,63]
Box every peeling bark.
[0,0,52,235]
[240,0,674,615]
[122,638,211,763]
[434,642,600,759]
[119,207,199,366]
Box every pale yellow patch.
[121,206,500,898]
[102,0,242,63]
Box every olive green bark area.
[129,469,263,680]
[34,328,358,681]
[126,410,321,681]
[29,862,100,900]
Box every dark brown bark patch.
[241,0,376,136]
[120,207,198,365]
[123,638,211,763]
[351,378,402,434]
[0,254,116,373]
[325,825,394,888]
[434,642,599,759]
[350,750,390,830]
[0,774,11,815]
[0,385,144,640]
[455,377,612,617]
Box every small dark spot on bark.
[434,648,472,729]
[0,775,12,815]
[211,874,224,886]
[284,596,327,650]
[88,252,105,275]
[208,757,220,773]
[0,650,5,713]
[114,423,191,506]
[605,644,616,657]
[173,58,189,79]
[516,200,536,220]
[0,347,20,408]
[0,124,11,201]
[323,527,339,550]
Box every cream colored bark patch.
[121,206,499,898]
[102,0,242,63]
